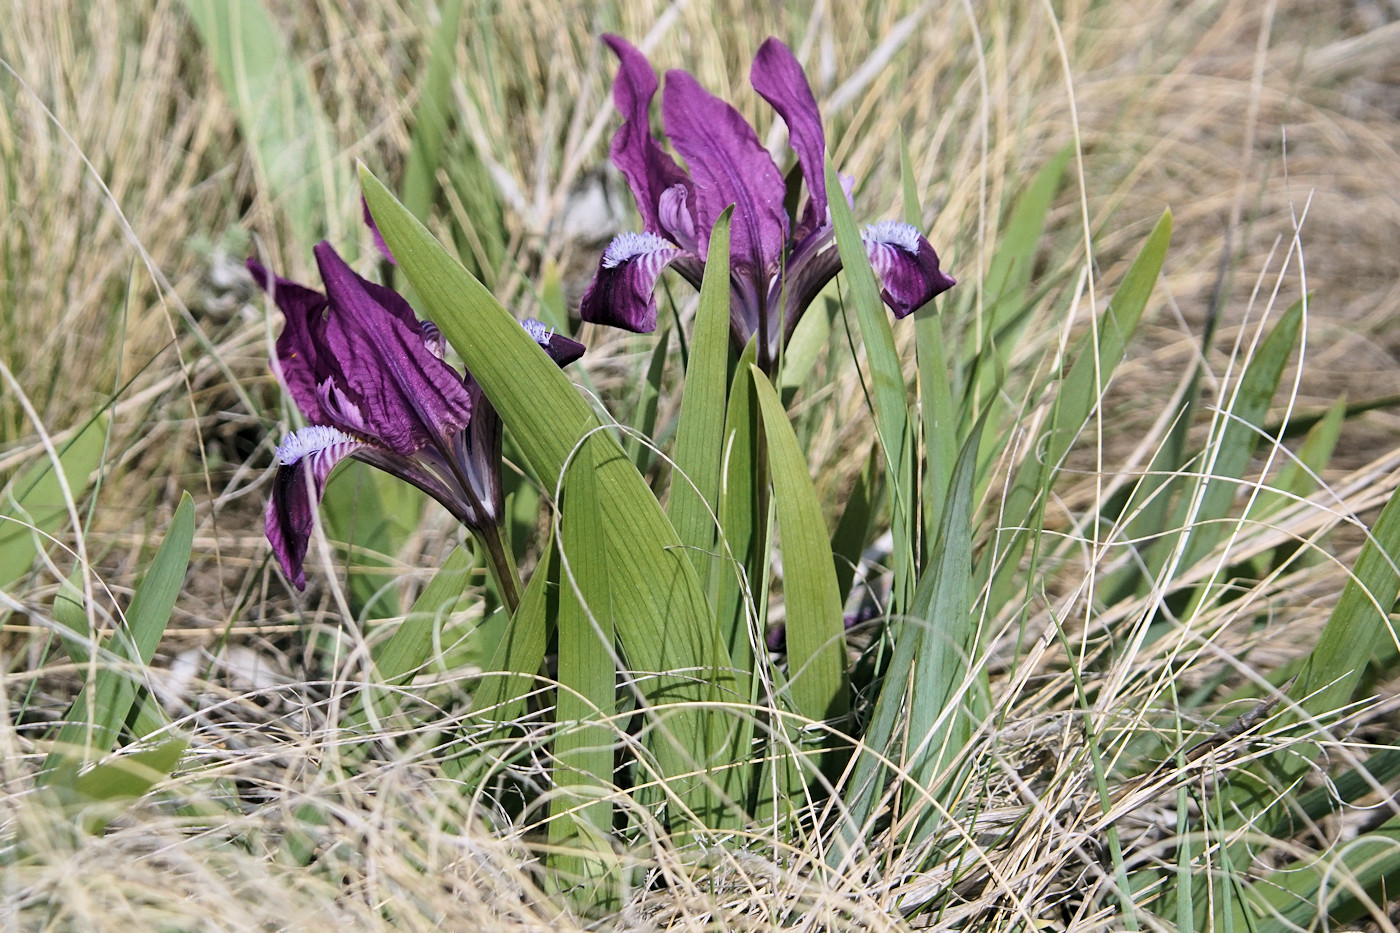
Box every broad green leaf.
[46,736,188,835]
[363,168,738,822]
[551,440,618,894]
[980,210,1172,611]
[42,492,194,776]
[668,208,732,581]
[752,367,849,730]
[826,159,916,613]
[716,339,761,675]
[0,414,107,590]
[184,0,345,247]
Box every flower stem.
[476,523,521,615]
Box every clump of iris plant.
[580,35,955,371]
[251,242,582,610]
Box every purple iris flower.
[580,35,955,370]
[250,243,583,590]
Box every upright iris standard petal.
[249,260,331,423]
[312,243,475,453]
[601,34,693,238]
[580,35,955,365]
[579,231,684,333]
[661,68,789,274]
[862,220,957,318]
[266,425,369,589]
[751,37,829,240]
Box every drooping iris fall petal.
[862,221,957,319]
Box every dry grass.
[4,0,1400,928]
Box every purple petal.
[249,259,331,424]
[522,318,586,366]
[862,221,956,318]
[579,232,684,333]
[602,35,694,238]
[662,68,788,275]
[751,38,828,240]
[362,196,397,265]
[266,425,367,590]
[313,242,474,453]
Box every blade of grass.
[42,492,194,776]
[979,210,1172,613]
[0,413,107,590]
[835,414,985,864]
[627,323,671,474]
[401,0,462,224]
[826,159,916,613]
[184,0,344,247]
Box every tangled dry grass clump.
[4,0,1400,928]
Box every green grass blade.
[1173,296,1304,573]
[52,572,166,740]
[0,414,107,590]
[981,146,1072,332]
[980,210,1172,610]
[752,366,849,731]
[836,415,985,863]
[42,492,194,774]
[906,413,985,841]
[550,440,618,901]
[364,168,737,823]
[627,323,671,473]
[668,208,732,582]
[461,529,555,739]
[342,546,473,727]
[901,132,958,552]
[401,0,462,223]
[184,0,344,247]
[1225,816,1400,931]
[825,159,916,612]
[320,464,422,618]
[831,446,878,605]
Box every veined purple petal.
[249,259,331,424]
[579,231,685,333]
[602,35,693,238]
[522,318,586,366]
[751,38,828,240]
[662,68,788,274]
[862,221,956,318]
[266,425,368,590]
[313,242,474,453]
